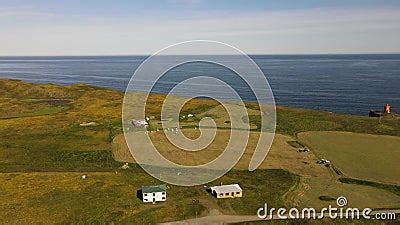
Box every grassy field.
[0,106,68,119]
[0,169,297,223]
[290,177,400,210]
[298,131,400,185]
[113,131,328,178]
[291,131,400,212]
[248,104,400,137]
[1,79,399,223]
[0,170,208,223]
[0,79,298,223]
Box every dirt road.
[160,210,400,225]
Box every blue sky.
[0,0,399,55]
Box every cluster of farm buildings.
[140,183,243,203]
[132,117,243,203]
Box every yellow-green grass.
[196,104,261,129]
[298,131,400,185]
[0,169,297,223]
[0,171,207,224]
[124,92,261,131]
[124,92,221,120]
[0,106,68,119]
[289,177,400,210]
[1,79,399,223]
[115,129,400,211]
[0,114,117,172]
[113,131,328,178]
[249,105,400,137]
[0,79,299,222]
[0,80,124,172]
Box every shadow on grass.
[339,177,400,196]
[136,189,143,202]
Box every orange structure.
[384,103,391,113]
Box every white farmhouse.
[210,184,242,199]
[141,184,167,203]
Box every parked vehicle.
[298,147,310,152]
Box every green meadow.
[0,79,399,224]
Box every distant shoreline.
[0,54,398,116]
[0,78,393,118]
[0,77,397,117]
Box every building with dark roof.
[141,184,167,203]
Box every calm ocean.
[0,54,399,116]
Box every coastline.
[1,78,399,223]
[0,54,399,116]
[1,78,398,137]
[0,77,395,118]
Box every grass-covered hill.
[1,79,398,172]
[0,79,399,224]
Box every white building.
[141,184,167,203]
[210,184,243,199]
[132,119,148,128]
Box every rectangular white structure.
[210,184,243,198]
[142,184,167,203]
